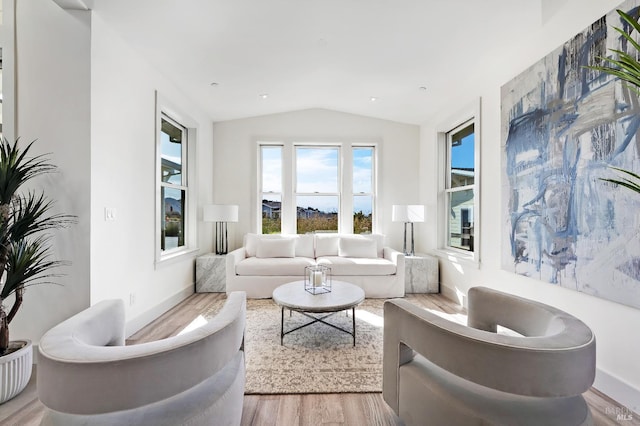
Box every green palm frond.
[8,192,76,240]
[601,166,640,194]
[0,138,75,350]
[0,138,56,205]
[1,237,67,299]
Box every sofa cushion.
[316,234,385,258]
[316,256,396,276]
[339,237,377,258]
[236,257,316,276]
[315,234,340,257]
[244,233,315,258]
[256,238,296,258]
[295,234,315,258]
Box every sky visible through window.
[353,148,373,214]
[452,133,474,171]
[262,146,282,193]
[261,146,373,215]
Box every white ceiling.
[88,0,544,125]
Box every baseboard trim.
[594,368,640,415]
[125,285,194,338]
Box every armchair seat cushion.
[235,256,316,276]
[399,354,592,426]
[316,256,396,276]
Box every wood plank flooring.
[0,292,637,426]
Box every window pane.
[161,187,185,251]
[296,195,338,233]
[450,124,474,188]
[161,118,184,184]
[448,189,474,251]
[262,194,281,234]
[353,195,372,234]
[353,147,373,193]
[262,146,282,193]
[296,147,338,193]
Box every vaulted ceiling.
[74,0,555,124]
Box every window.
[159,114,187,252]
[261,145,283,234]
[445,120,475,252]
[295,146,339,233]
[155,95,198,265]
[353,147,374,234]
[257,142,376,234]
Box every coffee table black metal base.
[272,281,365,348]
[280,306,357,346]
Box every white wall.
[90,13,214,331]
[212,108,420,250]
[419,0,640,412]
[9,0,215,346]
[11,0,92,348]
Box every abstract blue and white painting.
[501,0,640,309]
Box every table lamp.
[392,205,424,256]
[204,204,239,254]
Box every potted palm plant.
[588,8,640,194]
[0,138,74,403]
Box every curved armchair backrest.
[383,286,595,413]
[38,291,246,415]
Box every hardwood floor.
[0,292,637,426]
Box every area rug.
[205,298,385,394]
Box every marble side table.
[195,254,226,292]
[405,253,439,293]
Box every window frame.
[155,92,199,266]
[259,144,284,234]
[294,144,341,234]
[256,141,377,235]
[437,99,481,263]
[352,145,376,234]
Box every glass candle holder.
[304,265,332,295]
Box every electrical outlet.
[129,292,136,306]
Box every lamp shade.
[204,204,239,222]
[392,205,424,223]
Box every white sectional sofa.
[226,233,405,298]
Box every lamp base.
[402,222,415,257]
[215,222,229,255]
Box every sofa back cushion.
[315,234,341,257]
[256,238,296,258]
[339,237,378,258]
[295,234,315,258]
[316,233,384,258]
[244,233,315,258]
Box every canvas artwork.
[501,0,640,309]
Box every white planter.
[0,340,33,404]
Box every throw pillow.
[256,238,296,258]
[315,234,340,257]
[339,237,377,258]
[295,234,315,258]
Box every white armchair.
[383,286,596,426]
[37,291,247,426]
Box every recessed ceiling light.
[370,97,378,102]
[259,93,269,99]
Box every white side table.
[405,253,439,293]
[195,254,226,292]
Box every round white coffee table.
[272,280,365,346]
